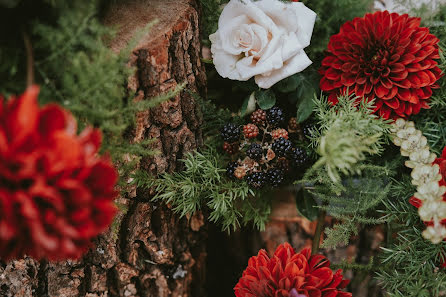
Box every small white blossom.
[411,164,441,186]
[418,201,446,222]
[392,120,446,244]
[415,182,446,202]
[423,225,446,244]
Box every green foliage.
[310,93,392,183]
[198,0,229,44]
[255,89,276,110]
[273,70,319,123]
[0,0,176,189]
[301,163,394,249]
[377,177,446,296]
[138,148,271,232]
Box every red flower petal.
[0,86,118,261]
[235,244,351,297]
[319,11,441,119]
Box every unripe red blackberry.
[271,128,289,140]
[288,117,299,131]
[223,142,239,154]
[243,124,259,139]
[251,109,266,125]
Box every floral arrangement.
[150,0,446,295]
[2,0,446,295]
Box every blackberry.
[266,107,284,127]
[246,171,267,189]
[223,142,239,154]
[271,137,292,157]
[251,109,267,125]
[276,157,290,172]
[226,161,238,179]
[267,168,284,187]
[290,147,309,167]
[302,123,314,140]
[246,143,263,161]
[221,123,240,142]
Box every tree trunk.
[0,1,207,296]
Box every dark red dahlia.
[234,242,351,297]
[0,86,118,261]
[320,10,442,119]
[434,146,446,181]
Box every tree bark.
[0,1,207,296]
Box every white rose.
[209,0,316,89]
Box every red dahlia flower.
[234,243,351,297]
[0,86,118,261]
[320,10,442,119]
[434,147,446,181]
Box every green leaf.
[294,72,319,123]
[275,74,300,93]
[295,187,318,221]
[241,91,257,117]
[255,89,276,110]
[296,94,316,123]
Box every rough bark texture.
[0,1,206,296]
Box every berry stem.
[311,208,326,255]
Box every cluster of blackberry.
[221,107,309,189]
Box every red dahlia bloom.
[234,243,351,297]
[0,86,118,261]
[320,10,442,119]
[434,147,446,181]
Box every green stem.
[311,208,326,255]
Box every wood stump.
[0,1,206,296]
